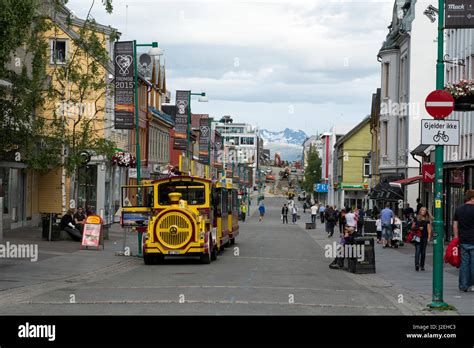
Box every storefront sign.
[314,183,328,192]
[173,90,190,150]
[81,215,103,249]
[445,0,474,29]
[114,41,135,129]
[421,119,460,146]
[199,117,211,163]
[422,162,435,183]
[128,166,151,179]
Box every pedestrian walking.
[240,202,247,222]
[411,207,432,271]
[258,202,265,222]
[325,206,336,237]
[453,189,474,292]
[415,198,423,215]
[319,204,326,223]
[403,203,415,221]
[310,203,318,225]
[303,201,308,213]
[338,208,346,237]
[381,203,394,249]
[375,215,382,243]
[345,208,357,235]
[281,204,289,224]
[356,206,365,236]
[291,204,298,224]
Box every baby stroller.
[390,218,403,248]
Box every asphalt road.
[0,197,432,315]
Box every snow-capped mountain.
[260,128,308,162]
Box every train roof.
[151,175,212,184]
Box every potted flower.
[445,79,474,111]
[111,151,137,167]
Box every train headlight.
[200,232,205,240]
[143,232,149,241]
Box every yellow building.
[31,4,123,225]
[334,116,371,209]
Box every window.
[240,137,255,145]
[383,62,389,98]
[363,158,371,177]
[158,181,206,205]
[50,39,67,64]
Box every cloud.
[67,0,394,134]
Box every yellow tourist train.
[120,175,239,264]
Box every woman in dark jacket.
[411,207,432,271]
[338,209,346,237]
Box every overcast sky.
[68,0,395,135]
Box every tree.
[302,144,322,201]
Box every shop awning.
[389,175,422,187]
[369,182,404,201]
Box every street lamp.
[133,40,162,257]
[186,92,208,160]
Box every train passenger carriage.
[226,182,239,245]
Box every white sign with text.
[421,119,459,146]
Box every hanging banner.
[199,117,211,163]
[173,90,190,150]
[114,41,135,129]
[214,131,223,166]
[445,0,474,29]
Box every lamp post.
[429,0,449,309]
[133,40,162,257]
[186,92,208,161]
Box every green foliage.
[302,144,322,196]
[1,0,117,173]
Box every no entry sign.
[425,90,454,119]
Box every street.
[1,196,466,316]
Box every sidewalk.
[0,224,141,294]
[297,209,472,315]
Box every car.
[290,168,297,174]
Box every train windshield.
[158,181,206,205]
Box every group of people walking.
[281,200,299,224]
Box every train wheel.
[200,238,212,264]
[211,242,217,261]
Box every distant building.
[333,116,371,210]
[302,135,322,169]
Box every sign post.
[424,0,451,309]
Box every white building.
[377,0,437,209]
[215,116,259,183]
[302,135,322,169]
[443,28,474,231]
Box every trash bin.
[42,213,61,241]
[345,237,376,274]
[363,219,376,235]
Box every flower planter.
[454,95,474,111]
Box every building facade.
[334,116,372,210]
[377,0,437,209]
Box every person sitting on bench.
[60,209,82,241]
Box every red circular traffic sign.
[425,90,454,119]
